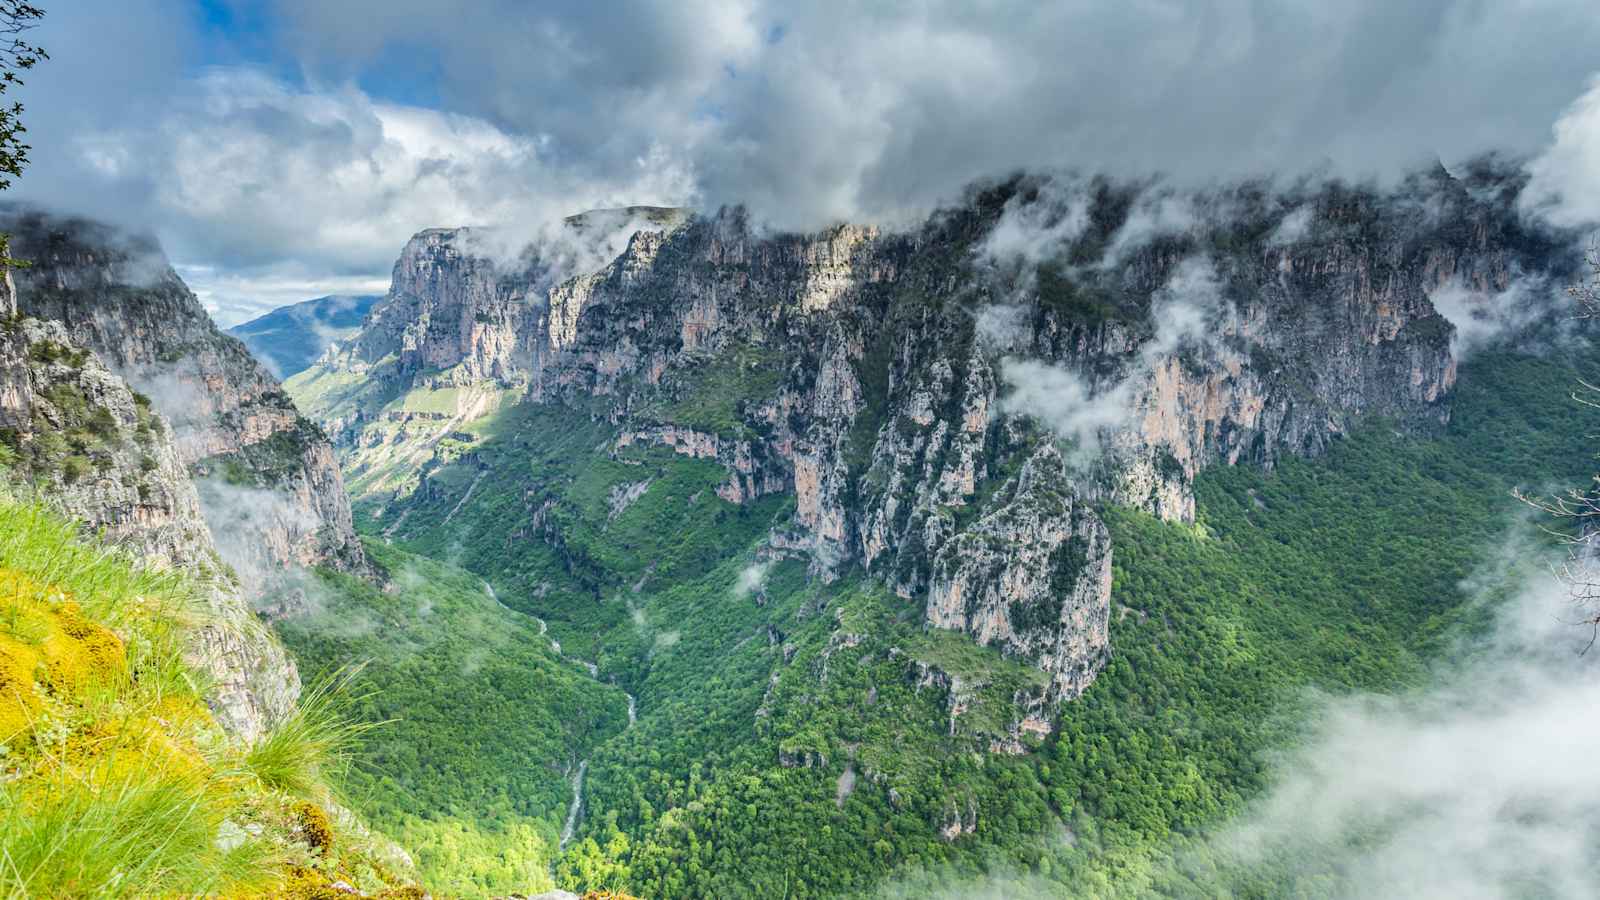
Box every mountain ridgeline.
[228,293,382,379]
[292,165,1568,716]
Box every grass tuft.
[0,752,275,898]
[243,662,380,800]
[0,491,420,897]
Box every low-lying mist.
[881,536,1600,898]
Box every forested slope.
[293,339,1598,898]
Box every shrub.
[60,454,91,484]
[0,757,274,897]
[0,496,420,897]
[293,801,334,855]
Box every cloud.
[456,204,691,289]
[182,266,391,329]
[193,478,322,593]
[15,0,1600,317]
[15,13,698,320]
[688,2,1600,229]
[1141,257,1222,360]
[34,6,1600,216]
[1266,204,1315,246]
[92,71,689,314]
[996,257,1229,457]
[1098,191,1199,270]
[1523,75,1600,227]
[734,561,770,599]
[977,177,1091,269]
[1428,276,1562,357]
[972,304,1031,352]
[998,360,1131,459]
[1210,561,1600,899]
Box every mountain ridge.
[228,293,383,380]
[293,164,1571,711]
[1,208,372,594]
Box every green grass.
[0,496,202,710]
[0,755,276,899]
[243,663,379,800]
[0,491,429,898]
[0,503,269,899]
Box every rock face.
[297,166,1570,706]
[2,209,368,591]
[0,272,297,739]
[924,443,1113,702]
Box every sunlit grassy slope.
[0,494,425,899]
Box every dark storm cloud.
[257,0,1600,228]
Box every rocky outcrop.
[924,444,1112,702]
[614,425,788,504]
[2,209,368,591]
[299,165,1571,707]
[0,277,297,740]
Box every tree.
[1517,246,1600,642]
[0,2,43,269]
[0,2,44,193]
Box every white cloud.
[1428,276,1560,357]
[996,257,1229,457]
[19,63,698,322]
[1142,257,1222,361]
[972,303,1031,352]
[1098,192,1199,270]
[181,264,391,329]
[734,561,770,598]
[1266,205,1314,246]
[15,0,1600,318]
[998,358,1132,459]
[1213,563,1600,899]
[978,178,1091,268]
[1524,75,1600,227]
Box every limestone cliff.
[0,273,297,739]
[296,165,1570,707]
[1,209,368,591]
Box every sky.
[13,0,1600,325]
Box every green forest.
[276,542,629,895]
[280,341,1600,898]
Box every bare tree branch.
[1522,246,1600,643]
[1571,245,1600,319]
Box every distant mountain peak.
[227,293,382,379]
